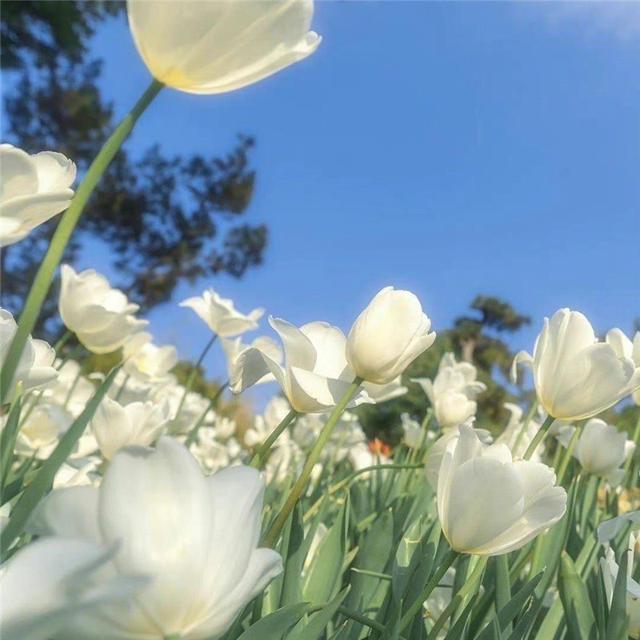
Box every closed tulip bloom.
[0,537,144,640]
[413,353,486,430]
[437,425,566,556]
[607,329,640,406]
[569,418,634,483]
[123,332,178,383]
[127,0,321,95]
[234,317,368,413]
[181,289,264,338]
[59,265,148,354]
[0,309,57,399]
[512,309,640,421]
[91,396,169,460]
[0,144,76,247]
[346,287,436,385]
[28,437,282,639]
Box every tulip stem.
[624,411,640,486]
[495,554,512,634]
[557,428,580,485]
[250,408,299,468]
[522,414,555,460]
[0,79,163,405]
[263,377,363,548]
[399,547,458,632]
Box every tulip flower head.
[437,425,566,555]
[512,309,640,421]
[123,332,178,383]
[413,353,486,430]
[127,0,321,95]
[180,288,264,338]
[0,144,76,247]
[346,286,436,385]
[59,265,148,354]
[28,437,282,639]
[0,308,57,400]
[233,317,370,413]
[221,334,281,387]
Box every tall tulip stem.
[0,79,163,404]
[263,377,363,548]
[523,414,555,460]
[250,408,299,468]
[399,547,458,632]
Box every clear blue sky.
[82,2,639,406]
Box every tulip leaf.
[287,587,350,640]
[606,544,630,640]
[236,603,311,640]
[0,395,22,495]
[303,497,349,604]
[279,502,305,607]
[0,367,119,557]
[558,552,596,640]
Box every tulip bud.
[127,0,321,95]
[346,287,436,385]
[437,425,566,555]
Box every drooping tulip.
[180,288,264,338]
[28,437,282,639]
[0,308,57,400]
[233,317,369,413]
[437,425,566,555]
[346,287,436,385]
[127,0,321,95]
[0,144,76,247]
[413,353,486,430]
[221,334,281,388]
[511,309,640,421]
[59,265,148,354]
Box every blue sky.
[83,2,639,406]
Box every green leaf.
[558,552,596,640]
[0,396,22,494]
[236,603,311,640]
[303,497,349,604]
[606,544,630,640]
[0,367,119,556]
[279,502,305,607]
[288,587,351,640]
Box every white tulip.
[348,441,390,475]
[598,512,640,544]
[601,535,640,639]
[0,309,57,399]
[234,317,368,413]
[607,329,640,406]
[15,403,72,460]
[53,458,100,489]
[221,334,281,388]
[42,359,95,418]
[566,418,635,484]
[123,332,178,383]
[0,144,76,247]
[496,402,545,461]
[28,437,282,639]
[91,396,169,460]
[401,413,424,449]
[127,0,320,95]
[413,353,486,430]
[0,537,144,640]
[437,425,566,555]
[363,376,409,403]
[59,265,148,354]
[511,309,640,421]
[181,288,263,338]
[346,286,436,385]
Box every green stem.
[250,408,298,468]
[495,554,512,634]
[427,556,487,640]
[624,411,640,485]
[263,378,362,548]
[174,334,218,424]
[523,414,554,460]
[399,547,459,632]
[184,381,228,447]
[337,606,392,635]
[557,427,580,485]
[53,329,73,353]
[0,79,163,404]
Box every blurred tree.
[357,295,531,443]
[0,0,267,336]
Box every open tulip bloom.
[437,425,567,556]
[512,308,640,421]
[27,438,282,639]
